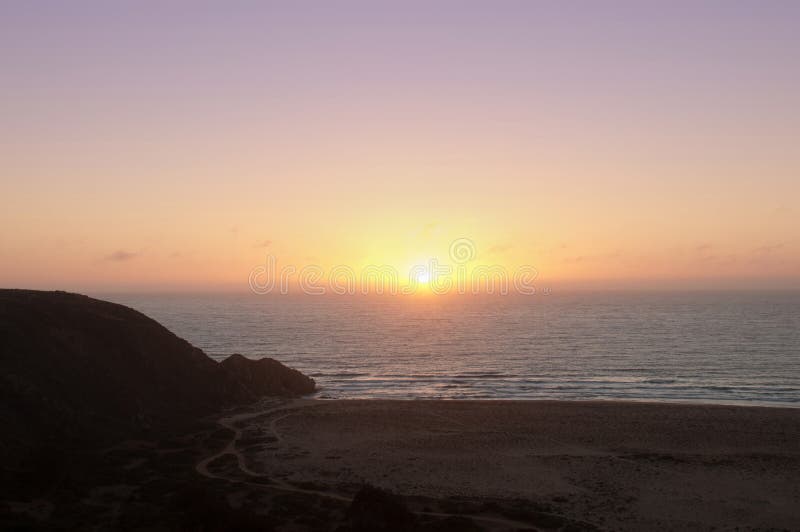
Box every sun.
[408,263,432,285]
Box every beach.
[201,398,800,530]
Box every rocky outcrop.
[220,353,316,396]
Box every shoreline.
[309,395,800,409]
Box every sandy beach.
[199,398,800,530]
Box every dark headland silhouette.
[0,290,314,445]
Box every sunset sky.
[1,1,798,292]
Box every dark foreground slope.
[0,290,314,483]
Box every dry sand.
[225,399,800,531]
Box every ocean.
[101,292,800,407]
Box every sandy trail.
[194,399,545,530]
[195,399,305,483]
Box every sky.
[1,1,798,292]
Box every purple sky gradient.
[2,1,799,290]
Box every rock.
[220,353,316,396]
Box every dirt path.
[195,399,303,480]
[193,400,545,530]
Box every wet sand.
[223,399,800,530]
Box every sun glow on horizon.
[1,3,799,292]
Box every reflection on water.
[101,292,800,406]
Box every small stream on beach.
[102,292,800,407]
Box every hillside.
[0,289,315,471]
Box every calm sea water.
[100,292,800,407]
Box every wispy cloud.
[103,250,139,262]
[753,243,785,255]
[477,243,514,260]
[486,244,514,255]
[561,250,623,264]
[695,243,713,253]
[420,222,438,237]
[255,239,273,248]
